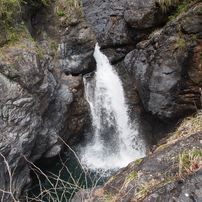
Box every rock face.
[0,0,96,200]
[83,0,202,128]
[125,3,202,120]
[82,0,168,63]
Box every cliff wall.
[0,0,96,200]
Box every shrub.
[0,0,21,24]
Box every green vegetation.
[6,22,26,44]
[50,41,58,51]
[57,11,66,16]
[0,0,51,46]
[149,28,162,39]
[103,193,116,201]
[158,0,179,13]
[158,0,202,21]
[133,147,202,200]
[133,158,142,164]
[175,148,202,177]
[0,0,49,24]
[134,179,161,200]
[168,3,187,21]
[0,0,21,22]
[41,0,51,5]
[126,170,138,182]
[191,34,197,41]
[198,6,202,14]
[176,34,186,50]
[56,0,83,14]
[55,0,83,25]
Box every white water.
[80,44,146,171]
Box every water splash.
[79,44,146,171]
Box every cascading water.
[79,44,146,171]
[28,44,147,201]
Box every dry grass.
[55,0,82,15]
[176,148,202,178]
[132,148,202,200]
[133,179,161,201]
[154,110,202,152]
[158,0,180,12]
[174,110,202,137]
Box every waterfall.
[79,44,146,171]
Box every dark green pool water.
[28,147,108,201]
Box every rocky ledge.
[72,112,202,201]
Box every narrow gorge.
[0,0,202,201]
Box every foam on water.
[79,44,146,171]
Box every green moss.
[169,131,181,140]
[6,23,26,44]
[133,158,142,164]
[57,11,66,16]
[175,34,187,50]
[198,8,202,14]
